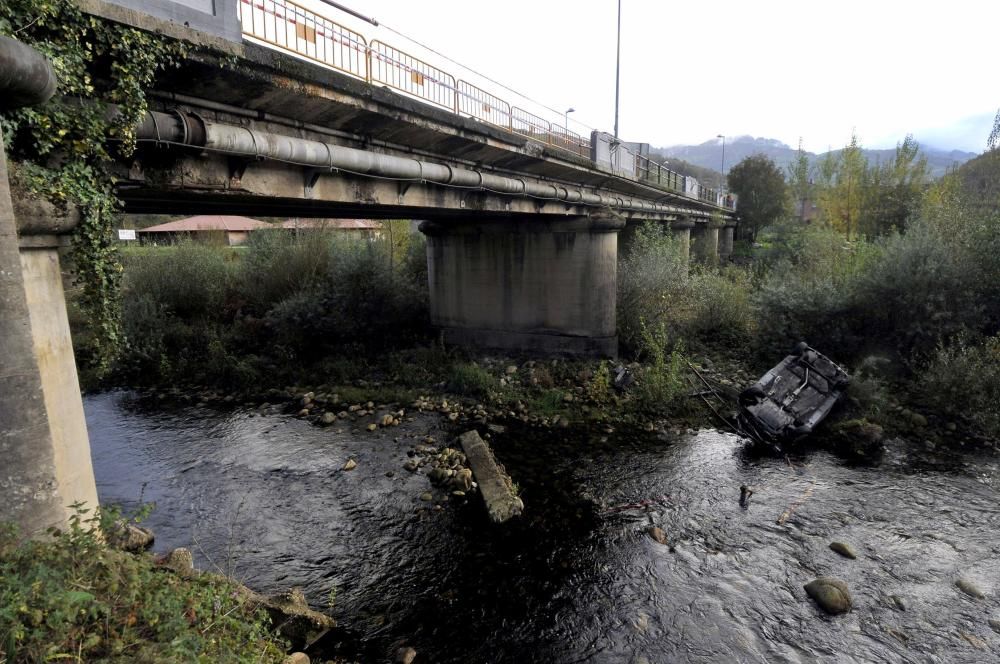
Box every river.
[84,391,1000,663]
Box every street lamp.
[564,107,575,133]
[614,0,621,138]
[716,133,726,192]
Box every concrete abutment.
[421,214,623,357]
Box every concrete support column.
[718,224,736,262]
[690,220,720,265]
[420,214,624,357]
[670,218,695,262]
[0,177,98,539]
[1,35,97,539]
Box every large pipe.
[0,35,57,110]
[134,110,704,217]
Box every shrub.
[446,362,497,397]
[919,334,1000,438]
[618,222,753,353]
[753,226,881,359]
[633,320,689,411]
[121,243,232,321]
[0,507,286,662]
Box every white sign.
[117,229,137,241]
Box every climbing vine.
[0,0,189,375]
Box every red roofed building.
[137,215,272,246]
[281,218,383,238]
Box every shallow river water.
[85,391,1000,663]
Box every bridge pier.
[420,215,623,357]
[0,36,98,539]
[1,174,99,540]
[671,218,695,262]
[690,219,721,265]
[719,223,736,262]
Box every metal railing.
[236,0,733,210]
[238,0,368,79]
[370,40,456,111]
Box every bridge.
[0,1,736,536]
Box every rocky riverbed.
[85,379,1000,663]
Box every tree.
[727,154,788,242]
[824,132,867,240]
[786,138,812,220]
[860,135,929,236]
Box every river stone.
[249,588,334,649]
[342,459,357,471]
[988,619,1000,634]
[428,467,450,485]
[157,547,194,576]
[450,468,473,492]
[956,578,985,599]
[829,541,857,559]
[283,654,310,664]
[419,492,433,502]
[804,577,853,615]
[396,647,417,664]
[366,423,377,432]
[648,526,668,545]
[320,412,336,425]
[107,520,154,552]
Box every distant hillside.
[658,136,979,179]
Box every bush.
[0,508,286,663]
[116,228,431,385]
[446,362,497,398]
[920,335,1000,437]
[618,222,753,353]
[633,320,689,411]
[753,226,881,359]
[122,243,233,320]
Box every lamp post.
[716,133,726,192]
[614,0,621,138]
[564,107,575,134]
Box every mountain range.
[656,136,979,181]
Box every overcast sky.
[295,0,997,154]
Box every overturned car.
[738,342,850,445]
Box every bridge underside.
[105,6,736,357]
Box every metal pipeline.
[0,35,57,110]
[135,109,701,216]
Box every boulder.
[988,619,1000,634]
[283,654,310,664]
[956,578,985,599]
[804,577,853,615]
[428,467,450,485]
[829,541,857,559]
[450,468,473,492]
[320,412,336,425]
[156,547,194,577]
[648,526,668,545]
[396,647,417,664]
[247,588,334,649]
[342,459,357,471]
[107,520,154,552]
